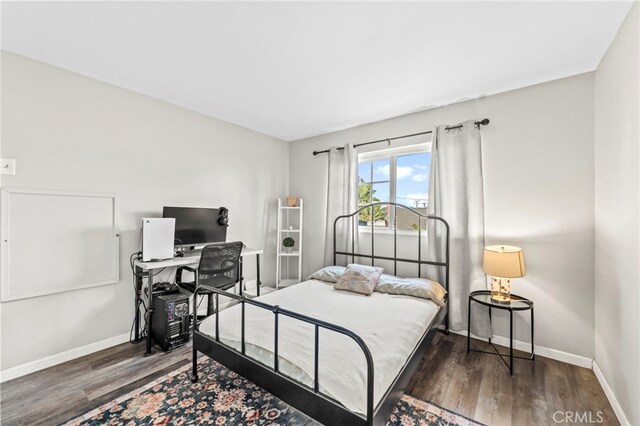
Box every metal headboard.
[333,201,450,296]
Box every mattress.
[199,279,440,415]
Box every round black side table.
[467,290,534,375]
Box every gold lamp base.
[491,277,512,304]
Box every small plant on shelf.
[282,237,295,253]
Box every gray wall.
[289,73,596,359]
[0,52,289,370]
[594,3,640,424]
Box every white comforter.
[199,279,439,415]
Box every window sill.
[358,227,427,236]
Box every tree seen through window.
[357,150,431,230]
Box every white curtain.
[324,144,358,266]
[427,120,491,337]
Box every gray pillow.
[307,265,346,283]
[375,274,447,307]
[334,264,384,296]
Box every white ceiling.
[1,1,633,141]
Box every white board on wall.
[0,188,119,301]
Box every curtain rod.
[312,118,490,156]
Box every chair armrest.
[176,265,197,284]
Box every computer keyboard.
[180,248,202,257]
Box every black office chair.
[176,241,244,318]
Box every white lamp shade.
[483,245,526,278]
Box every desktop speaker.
[217,207,229,226]
[151,292,190,351]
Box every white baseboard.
[492,335,592,368]
[592,360,630,425]
[452,329,593,368]
[0,332,130,383]
[0,281,272,384]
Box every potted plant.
[282,237,295,253]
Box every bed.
[191,202,450,426]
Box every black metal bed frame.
[191,202,450,426]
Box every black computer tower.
[151,292,190,351]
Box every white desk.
[134,247,263,271]
[134,247,263,356]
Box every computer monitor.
[162,206,228,247]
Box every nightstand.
[467,290,534,375]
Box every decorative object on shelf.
[282,237,295,253]
[483,245,526,303]
[286,196,298,207]
[276,198,303,289]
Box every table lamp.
[483,245,526,303]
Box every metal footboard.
[191,284,376,424]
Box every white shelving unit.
[276,198,303,289]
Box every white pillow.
[307,265,346,283]
[375,274,447,307]
[334,264,384,296]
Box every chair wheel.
[191,374,198,383]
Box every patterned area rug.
[63,357,483,426]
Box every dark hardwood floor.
[406,333,618,426]
[1,333,617,426]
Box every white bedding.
[199,279,440,415]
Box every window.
[357,158,391,227]
[357,144,431,231]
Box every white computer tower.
[141,218,175,261]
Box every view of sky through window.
[358,150,431,228]
[396,152,430,208]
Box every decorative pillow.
[307,265,346,283]
[334,264,383,296]
[375,274,447,307]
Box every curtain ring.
[386,138,391,146]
